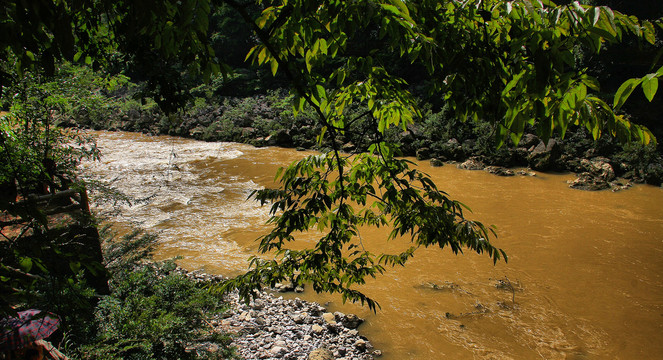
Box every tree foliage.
[221,0,662,308]
[2,0,662,311]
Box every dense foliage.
[80,230,234,360]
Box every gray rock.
[528,139,562,171]
[518,133,540,148]
[458,158,485,170]
[338,313,363,329]
[291,313,307,324]
[568,172,610,191]
[516,169,536,177]
[580,157,615,181]
[484,166,515,176]
[430,158,445,167]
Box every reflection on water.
[81,131,663,360]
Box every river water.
[80,131,663,360]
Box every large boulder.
[527,139,563,171]
[580,157,615,181]
[430,158,445,167]
[519,133,540,149]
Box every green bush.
[75,230,235,360]
[81,261,233,360]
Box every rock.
[416,147,432,161]
[251,299,266,310]
[568,172,610,191]
[354,339,367,351]
[458,157,485,170]
[580,157,615,181]
[516,169,536,177]
[322,312,337,325]
[430,158,445,167]
[311,324,324,334]
[342,142,356,153]
[218,290,374,360]
[484,166,515,176]
[274,281,295,292]
[372,349,383,357]
[610,180,633,192]
[337,313,363,329]
[440,139,465,161]
[291,313,307,324]
[644,163,663,186]
[266,129,292,147]
[309,348,334,360]
[528,139,562,171]
[270,345,287,357]
[519,133,540,148]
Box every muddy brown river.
[80,131,663,360]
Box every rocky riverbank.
[56,91,663,190]
[182,270,380,360]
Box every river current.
[80,131,663,360]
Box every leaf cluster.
[224,143,505,311]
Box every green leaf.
[305,51,313,73]
[270,58,279,76]
[613,78,642,110]
[257,47,267,65]
[581,75,600,91]
[643,20,656,44]
[657,66,663,77]
[642,74,658,102]
[315,85,326,102]
[502,71,526,95]
[19,257,33,272]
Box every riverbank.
[55,88,663,191]
[181,270,379,360]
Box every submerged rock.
[484,166,515,176]
[430,158,445,167]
